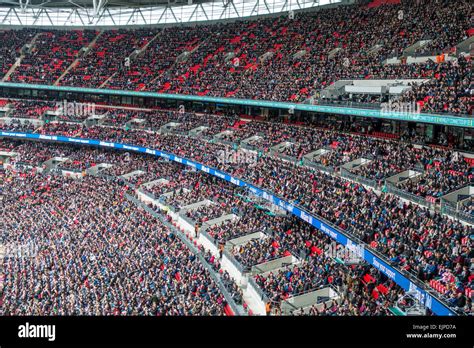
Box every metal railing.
[200,229,218,248]
[311,98,472,118]
[178,212,196,227]
[312,99,383,110]
[385,182,435,209]
[341,168,378,189]
[302,158,335,173]
[223,249,246,273]
[247,277,269,303]
[240,143,259,151]
[250,254,294,275]
[215,138,237,147]
[270,150,298,164]
[137,187,161,201]
[441,203,474,225]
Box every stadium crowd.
[3,117,470,304]
[1,136,472,315]
[0,0,471,114]
[8,30,97,85]
[0,0,473,314]
[0,169,229,315]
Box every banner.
[0,82,472,128]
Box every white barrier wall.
[251,255,298,275]
[270,141,292,153]
[141,178,169,190]
[136,189,183,221]
[345,85,383,94]
[281,286,340,315]
[221,252,245,286]
[386,169,422,185]
[386,55,455,65]
[201,213,237,230]
[199,232,219,256]
[407,55,455,64]
[167,208,180,221]
[214,129,234,139]
[0,151,18,165]
[197,213,239,253]
[136,190,159,206]
[246,280,267,316]
[176,215,196,235]
[242,135,262,144]
[61,170,84,179]
[303,148,330,162]
[189,126,209,136]
[176,200,212,235]
[341,157,372,171]
[226,231,265,249]
[86,163,113,175]
[120,170,145,180]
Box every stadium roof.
[0,0,342,27]
[0,0,210,8]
